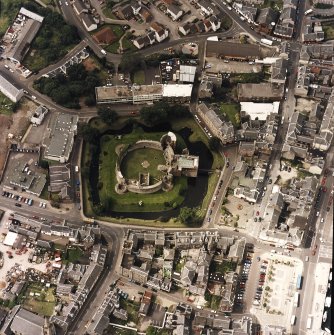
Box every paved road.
[68,226,124,334]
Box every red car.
[322,177,326,185]
[256,211,260,216]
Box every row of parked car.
[253,260,268,305]
[2,191,34,206]
[236,252,253,308]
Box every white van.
[290,315,296,325]
[305,256,309,262]
[306,316,312,329]
[101,49,107,55]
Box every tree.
[85,95,96,106]
[139,102,168,126]
[209,136,222,152]
[97,107,119,126]
[40,160,49,170]
[119,53,143,74]
[78,124,99,145]
[146,326,156,335]
[178,207,201,225]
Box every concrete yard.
[250,253,303,332]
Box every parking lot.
[205,57,263,74]
[249,253,303,330]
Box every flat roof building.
[43,113,78,163]
[3,159,46,197]
[0,73,24,102]
[237,83,284,101]
[240,102,280,121]
[96,84,193,104]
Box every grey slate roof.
[10,308,44,335]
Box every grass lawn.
[102,7,118,19]
[23,285,56,317]
[323,24,334,40]
[120,148,165,180]
[122,33,137,52]
[0,92,16,115]
[66,246,84,263]
[133,70,146,85]
[106,41,120,54]
[218,103,241,128]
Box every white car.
[43,203,47,208]
[65,1,68,5]
[39,202,43,208]
[320,218,324,223]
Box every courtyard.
[120,147,165,181]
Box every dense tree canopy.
[34,64,101,108]
[178,207,202,225]
[97,107,119,126]
[139,101,190,126]
[209,136,222,152]
[77,124,100,145]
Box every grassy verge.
[122,32,137,52]
[0,92,16,115]
[102,7,118,19]
[133,70,146,84]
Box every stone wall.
[115,140,166,194]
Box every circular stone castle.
[115,132,199,194]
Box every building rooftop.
[162,84,193,97]
[240,102,280,121]
[44,113,78,161]
[10,308,44,335]
[237,82,284,100]
[206,41,261,59]
[0,73,23,102]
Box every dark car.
[15,203,21,207]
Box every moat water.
[88,121,214,220]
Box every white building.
[151,22,169,42]
[167,5,183,21]
[240,102,280,121]
[80,13,97,32]
[0,74,24,102]
[30,105,48,126]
